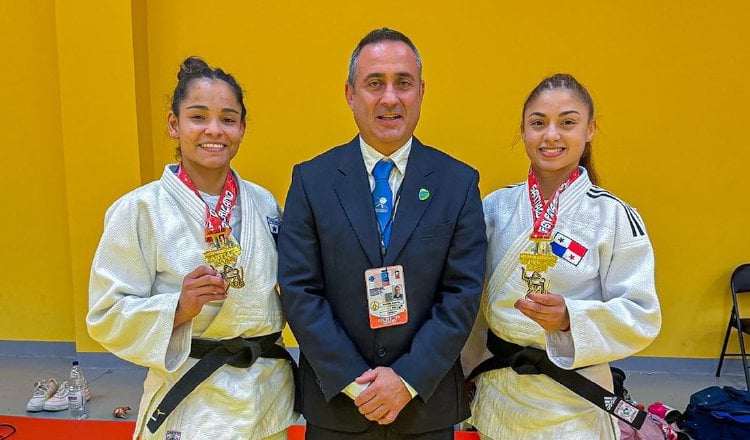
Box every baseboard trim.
[0,340,141,369]
[0,340,75,358]
[2,340,746,376]
[611,356,747,376]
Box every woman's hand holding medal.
[174,266,229,327]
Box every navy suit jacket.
[278,137,487,433]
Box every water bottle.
[68,361,88,419]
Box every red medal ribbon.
[527,167,580,239]
[177,164,238,243]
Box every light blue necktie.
[372,159,395,250]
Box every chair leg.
[717,309,735,377]
[734,312,750,390]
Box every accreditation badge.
[365,265,408,329]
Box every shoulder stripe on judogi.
[587,188,645,237]
[588,188,644,237]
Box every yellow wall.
[2,0,748,358]
[0,1,74,341]
[55,0,143,351]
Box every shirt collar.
[359,136,412,176]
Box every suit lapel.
[386,140,435,263]
[333,138,382,267]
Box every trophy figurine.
[519,236,557,295]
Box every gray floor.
[1,352,748,425]
[0,351,309,425]
[610,356,749,410]
[620,369,747,410]
[0,355,146,421]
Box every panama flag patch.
[551,232,588,266]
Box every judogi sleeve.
[87,194,192,374]
[546,205,662,369]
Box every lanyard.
[177,164,238,243]
[526,167,580,239]
[378,185,404,260]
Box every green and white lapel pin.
[418,188,430,201]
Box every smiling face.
[168,78,246,179]
[522,88,595,189]
[345,40,425,155]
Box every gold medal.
[204,231,245,289]
[176,165,245,290]
[520,237,556,295]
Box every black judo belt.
[467,331,647,430]
[147,331,296,433]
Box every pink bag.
[618,413,680,440]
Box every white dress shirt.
[360,136,412,198]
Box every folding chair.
[716,263,750,390]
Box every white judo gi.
[466,169,661,440]
[87,165,297,440]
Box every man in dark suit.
[278,28,487,440]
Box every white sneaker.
[26,378,59,412]
[42,380,92,411]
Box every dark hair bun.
[178,57,210,82]
[170,56,247,123]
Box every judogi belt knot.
[468,330,647,429]
[147,332,296,433]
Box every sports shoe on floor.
[42,380,91,411]
[26,378,59,412]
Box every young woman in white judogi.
[465,74,661,440]
[87,57,296,440]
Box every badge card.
[365,265,408,329]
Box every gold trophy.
[519,237,557,295]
